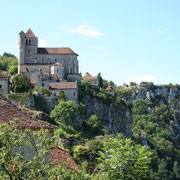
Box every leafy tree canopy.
[98,134,153,180]
[12,74,31,93]
[50,100,78,125]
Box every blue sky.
[0,0,180,85]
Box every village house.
[0,95,77,170]
[82,72,99,86]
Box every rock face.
[123,86,180,138]
[81,95,132,138]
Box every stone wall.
[51,89,78,104]
[0,79,8,97]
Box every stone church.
[18,28,80,82]
[18,28,81,102]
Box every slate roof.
[49,82,77,90]
[0,96,55,130]
[37,48,78,56]
[25,28,37,38]
[51,147,78,170]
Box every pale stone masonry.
[0,74,9,97]
[18,28,81,102]
[18,28,80,81]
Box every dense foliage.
[132,99,180,179]
[50,100,78,125]
[0,53,18,71]
[0,122,90,179]
[12,74,31,93]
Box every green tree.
[0,122,90,179]
[39,86,51,97]
[98,134,153,180]
[133,99,149,115]
[50,100,78,125]
[9,65,18,75]
[12,74,31,93]
[97,73,104,88]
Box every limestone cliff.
[80,95,132,138]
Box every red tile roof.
[37,48,78,56]
[106,86,114,90]
[50,74,60,81]
[51,147,78,170]
[30,78,37,84]
[22,67,29,73]
[50,82,77,90]
[53,62,62,66]
[25,28,36,38]
[83,76,97,81]
[0,96,55,130]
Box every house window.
[55,58,57,62]
[0,85,2,88]
[26,40,28,46]
[42,83,44,87]
[29,40,31,46]
[57,69,58,72]
[74,92,76,96]
[34,58,37,63]
[42,58,44,63]
[28,49,30,53]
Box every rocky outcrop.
[80,95,132,138]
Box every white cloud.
[155,29,165,33]
[61,21,104,37]
[38,39,48,47]
[53,34,60,39]
[125,75,157,84]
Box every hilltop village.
[0,28,101,102]
[0,29,180,179]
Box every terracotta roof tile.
[50,82,77,90]
[25,28,36,38]
[30,78,37,84]
[53,62,62,66]
[0,96,55,130]
[37,48,78,56]
[51,147,78,170]
[22,67,29,73]
[83,76,97,81]
[50,74,60,81]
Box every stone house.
[0,96,77,170]
[49,81,78,103]
[0,74,9,97]
[83,73,99,86]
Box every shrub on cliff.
[50,100,78,125]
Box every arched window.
[26,40,28,46]
[29,40,31,46]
